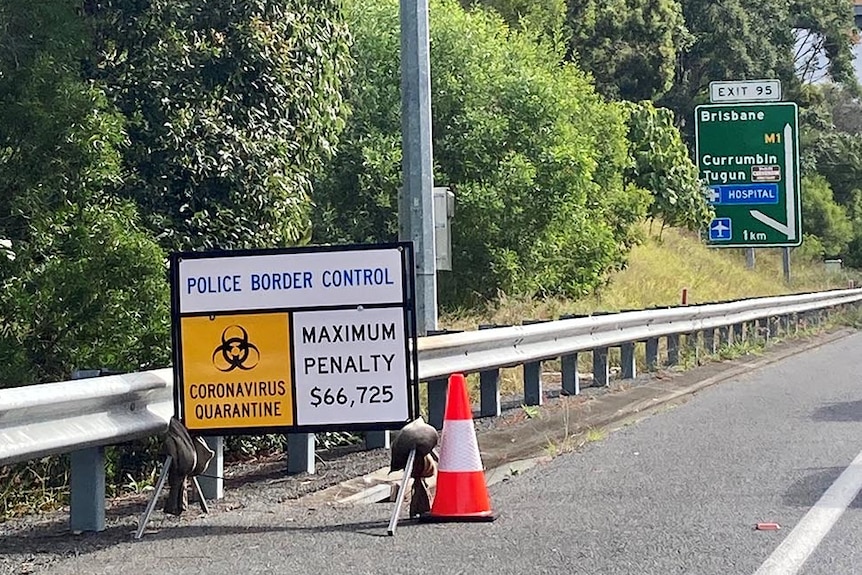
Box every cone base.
[417,510,497,523]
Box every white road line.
[754,448,862,575]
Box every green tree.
[458,0,566,41]
[792,0,858,89]
[662,0,795,132]
[796,84,862,268]
[0,1,169,386]
[800,174,852,257]
[85,0,353,252]
[313,0,649,306]
[662,0,857,137]
[566,0,691,102]
[798,85,862,207]
[622,101,712,234]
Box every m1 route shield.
[695,102,802,248]
[168,242,419,436]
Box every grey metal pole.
[782,247,791,284]
[746,248,756,269]
[399,0,437,336]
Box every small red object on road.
[755,522,781,531]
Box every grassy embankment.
[435,226,860,400]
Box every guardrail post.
[523,320,545,404]
[733,322,744,343]
[718,325,731,347]
[561,352,580,395]
[524,358,543,404]
[769,316,781,340]
[620,342,636,380]
[703,328,716,354]
[427,377,448,430]
[685,331,699,363]
[757,318,770,342]
[559,314,584,394]
[69,446,105,533]
[592,347,610,386]
[198,436,224,500]
[667,334,680,366]
[780,314,791,335]
[478,324,502,417]
[364,430,390,450]
[68,369,114,533]
[645,337,659,370]
[287,433,316,475]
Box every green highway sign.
[695,102,802,248]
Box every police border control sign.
[168,242,419,436]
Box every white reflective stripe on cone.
[438,419,483,473]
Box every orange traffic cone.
[422,373,496,522]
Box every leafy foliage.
[0,1,169,387]
[800,174,852,257]
[791,0,858,90]
[458,0,566,41]
[622,101,712,233]
[661,0,857,141]
[797,85,862,266]
[86,0,353,252]
[661,0,796,132]
[313,0,649,306]
[566,0,691,102]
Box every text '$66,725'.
[309,385,394,408]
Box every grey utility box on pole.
[433,186,454,271]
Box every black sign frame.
[168,241,419,436]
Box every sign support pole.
[782,247,792,284]
[746,248,756,269]
[399,0,438,337]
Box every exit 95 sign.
[169,243,419,435]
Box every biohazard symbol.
[212,325,260,372]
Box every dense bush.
[0,2,169,387]
[312,0,649,307]
[800,174,852,258]
[622,101,713,235]
[86,0,353,252]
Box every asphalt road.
[33,331,862,575]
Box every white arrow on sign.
[749,123,796,240]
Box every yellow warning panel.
[180,313,293,430]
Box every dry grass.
[441,226,856,330]
[428,226,858,403]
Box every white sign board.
[178,247,406,313]
[709,80,781,103]
[292,307,409,426]
[169,242,418,435]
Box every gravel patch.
[0,443,391,575]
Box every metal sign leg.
[387,448,416,536]
[135,455,172,540]
[191,476,209,514]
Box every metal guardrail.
[0,369,173,466]
[1,287,861,531]
[2,288,861,468]
[417,288,862,380]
